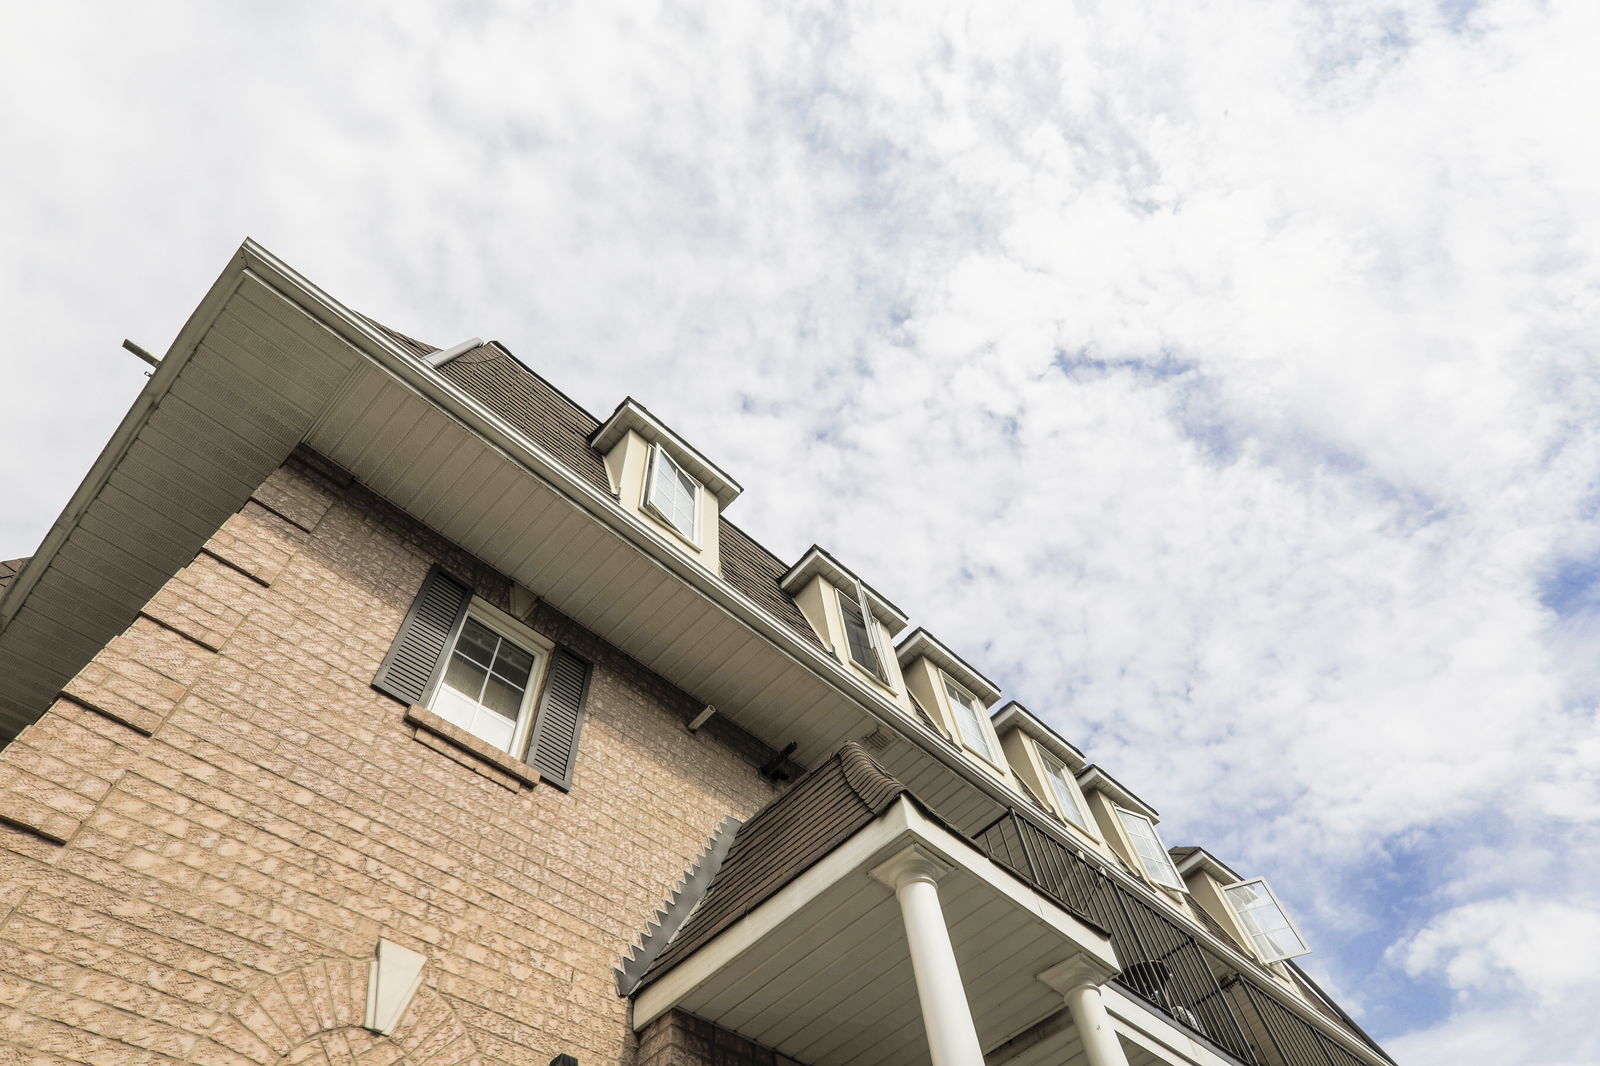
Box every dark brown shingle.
[642,742,907,983]
[0,558,25,593]
[366,332,820,648]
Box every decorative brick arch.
[195,955,483,1066]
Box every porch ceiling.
[633,799,1117,1066]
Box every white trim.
[943,674,1003,766]
[591,398,742,505]
[778,545,910,633]
[836,586,887,681]
[1077,765,1159,821]
[897,628,1002,705]
[990,701,1087,770]
[1113,807,1187,893]
[631,796,1117,1029]
[1221,878,1312,963]
[425,600,551,757]
[642,442,702,545]
[1040,748,1094,834]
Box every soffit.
[0,266,363,744]
[636,799,1116,1066]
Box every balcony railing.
[973,809,1377,1066]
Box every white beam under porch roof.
[631,796,1129,1066]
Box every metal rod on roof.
[122,339,159,367]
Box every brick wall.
[637,1011,803,1066]
[0,451,781,1065]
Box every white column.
[1039,958,1130,1066]
[872,846,985,1066]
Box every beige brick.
[0,457,779,1066]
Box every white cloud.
[4,0,1599,1058]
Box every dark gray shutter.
[373,566,472,705]
[525,647,592,790]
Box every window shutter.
[525,646,592,790]
[373,566,472,706]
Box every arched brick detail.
[194,955,483,1066]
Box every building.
[0,241,1393,1066]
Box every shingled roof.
[641,742,910,984]
[361,323,820,647]
[0,559,25,594]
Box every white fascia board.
[589,398,742,506]
[990,702,1087,770]
[0,254,252,633]
[631,796,1117,1029]
[1076,765,1159,821]
[895,628,1003,705]
[777,545,910,634]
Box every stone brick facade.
[636,1012,802,1066]
[0,452,782,1065]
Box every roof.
[590,398,743,505]
[1171,844,1242,883]
[371,334,822,649]
[990,701,1087,770]
[0,559,24,594]
[778,545,910,634]
[895,628,1004,705]
[1075,764,1159,820]
[642,742,909,984]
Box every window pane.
[454,618,499,668]
[1043,754,1088,830]
[469,705,516,751]
[482,675,524,720]
[647,447,699,538]
[837,591,881,675]
[1225,880,1308,961]
[427,614,542,755]
[1116,808,1185,891]
[494,639,536,682]
[946,681,994,759]
[441,653,488,702]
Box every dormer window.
[1223,879,1310,962]
[1041,750,1090,832]
[644,444,701,542]
[1115,807,1187,892]
[944,677,998,762]
[837,587,886,681]
[591,399,741,574]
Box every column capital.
[870,844,952,891]
[1038,954,1119,995]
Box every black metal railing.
[973,809,1378,1066]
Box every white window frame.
[1039,749,1092,834]
[425,600,551,756]
[1114,806,1187,893]
[642,443,702,544]
[835,586,887,683]
[1222,877,1311,963]
[942,674,999,764]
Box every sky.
[3,1,1598,1062]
